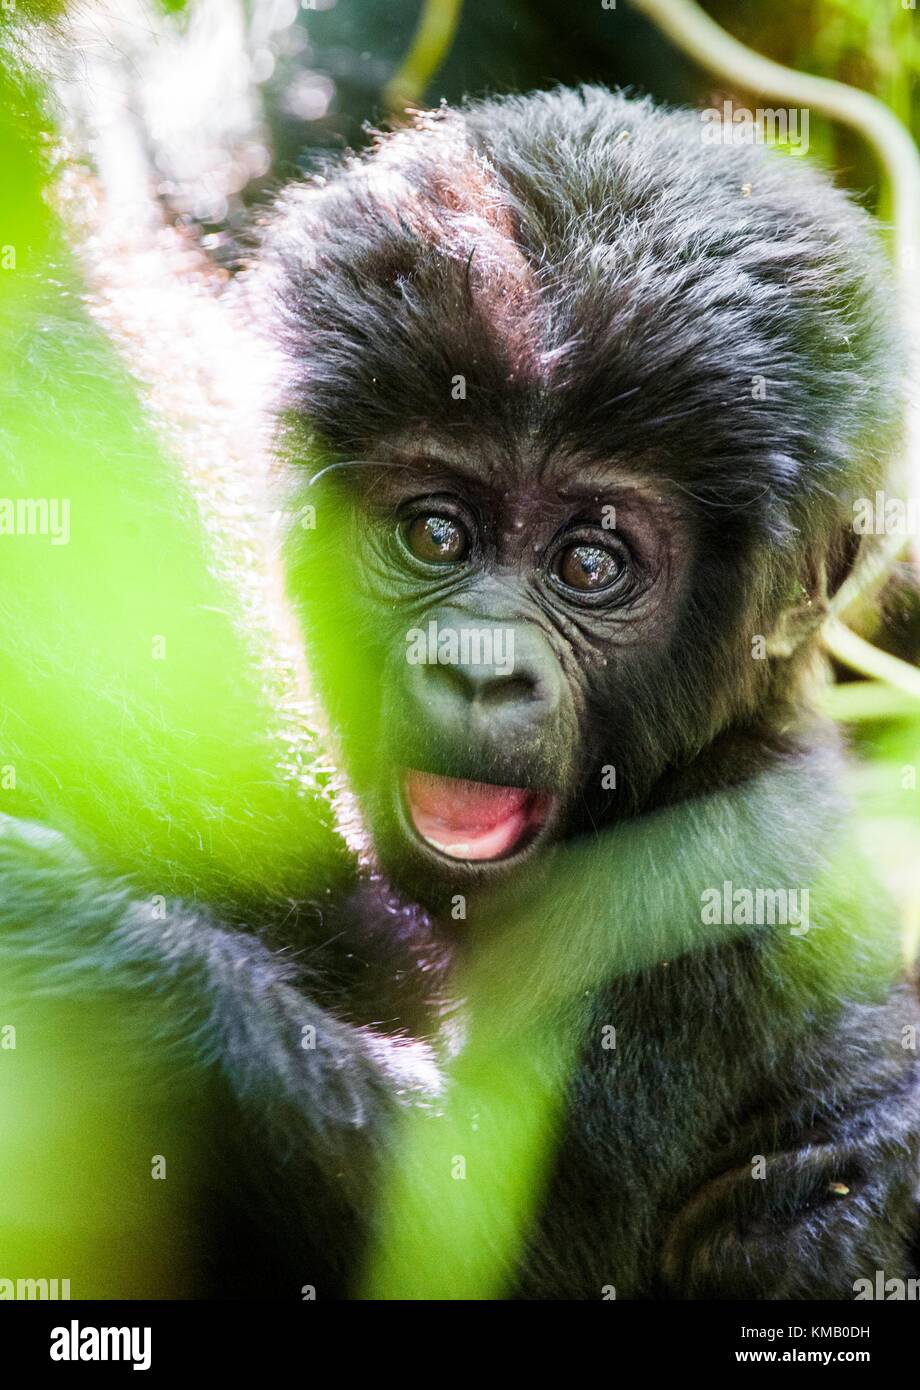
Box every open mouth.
[402,769,554,862]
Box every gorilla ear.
[764,554,832,658]
[765,527,866,657]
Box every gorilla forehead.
[268,85,900,540]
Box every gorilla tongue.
[404,770,544,861]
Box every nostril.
[479,675,537,707]
[413,659,550,712]
[424,664,539,707]
[421,664,470,698]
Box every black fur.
[3,86,919,1299]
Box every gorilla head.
[259,86,900,913]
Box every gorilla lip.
[403,769,552,861]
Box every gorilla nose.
[403,616,562,741]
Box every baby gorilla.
[269,88,901,903]
[4,86,920,1299]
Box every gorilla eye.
[555,543,623,593]
[402,514,469,565]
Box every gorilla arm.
[0,814,438,1297]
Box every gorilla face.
[272,87,899,914]
[291,431,694,909]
